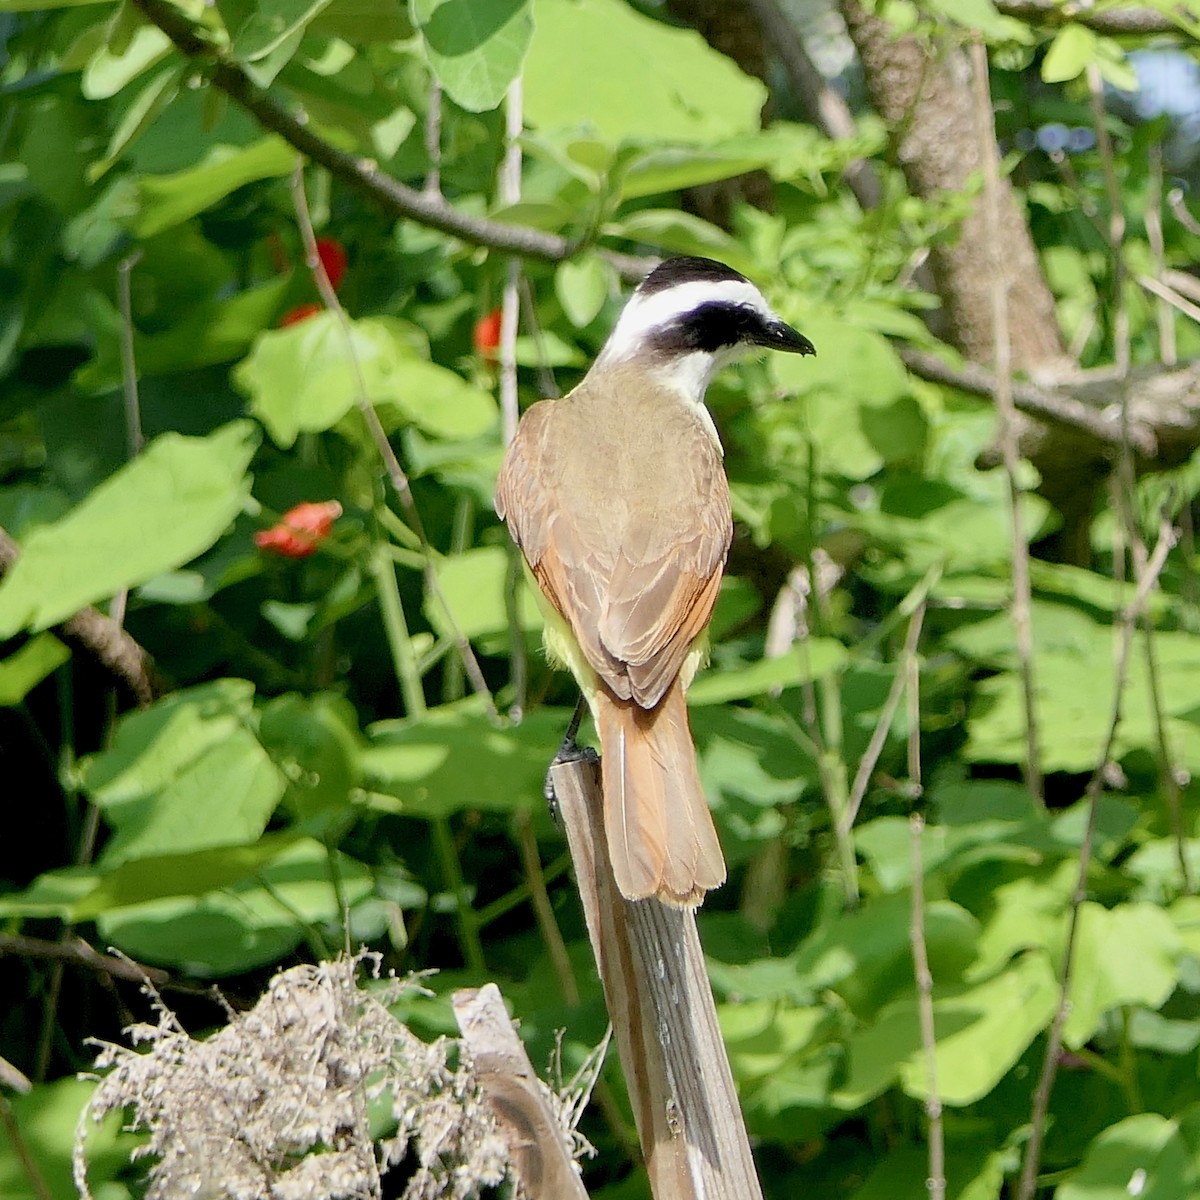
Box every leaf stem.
[368,544,426,719]
[432,816,485,974]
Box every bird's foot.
[543,698,597,820]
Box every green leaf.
[619,144,778,202]
[130,137,297,237]
[901,951,1058,1106]
[0,423,258,637]
[719,1000,831,1083]
[851,1143,1005,1200]
[1057,1114,1189,1200]
[0,633,70,705]
[771,311,909,408]
[425,545,539,642]
[364,703,571,816]
[836,951,1056,1109]
[0,1079,134,1200]
[604,209,754,274]
[258,692,362,822]
[83,679,256,804]
[1042,23,1098,84]
[89,64,184,181]
[230,0,334,62]
[96,839,374,974]
[554,254,612,328]
[411,0,532,113]
[237,314,498,447]
[380,355,500,440]
[957,605,1200,773]
[98,727,286,865]
[688,640,848,706]
[524,0,766,144]
[81,21,171,99]
[1063,902,1182,1049]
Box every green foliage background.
[2,0,1200,1197]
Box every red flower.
[473,308,502,362]
[254,501,343,558]
[278,302,323,327]
[316,237,348,291]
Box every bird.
[495,255,815,906]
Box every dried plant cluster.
[74,955,513,1200]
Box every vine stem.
[289,165,497,721]
[1015,518,1177,1200]
[909,814,945,1200]
[969,40,1042,804]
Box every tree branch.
[0,527,159,707]
[898,347,1156,456]
[994,0,1185,36]
[128,0,653,282]
[0,933,169,986]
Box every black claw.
[543,696,596,822]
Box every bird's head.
[595,256,814,399]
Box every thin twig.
[0,933,169,985]
[116,251,145,456]
[841,582,931,834]
[1137,273,1200,328]
[909,814,945,1200]
[971,40,1042,804]
[0,1094,53,1200]
[1146,145,1176,367]
[0,1056,30,1095]
[499,80,529,721]
[422,78,442,198]
[896,347,1155,457]
[518,276,561,400]
[513,809,580,1006]
[289,165,497,720]
[1088,63,1130,376]
[1120,496,1191,894]
[499,78,523,449]
[432,817,486,974]
[1168,188,1200,238]
[1015,517,1178,1200]
[129,0,653,280]
[994,0,1185,37]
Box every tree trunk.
[839,0,1068,372]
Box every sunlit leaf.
[411,0,532,112]
[0,423,258,636]
[524,0,766,143]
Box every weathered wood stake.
[452,983,590,1200]
[551,759,764,1200]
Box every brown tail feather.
[594,680,726,906]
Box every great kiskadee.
[496,256,814,906]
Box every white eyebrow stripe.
[600,278,772,362]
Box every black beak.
[759,318,815,356]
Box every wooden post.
[551,759,764,1200]
[453,983,591,1200]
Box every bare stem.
[0,1094,53,1200]
[513,809,580,1006]
[1015,517,1178,1200]
[970,40,1042,804]
[1146,144,1176,366]
[841,569,936,834]
[432,817,486,974]
[422,77,442,198]
[289,165,497,720]
[909,814,945,1200]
